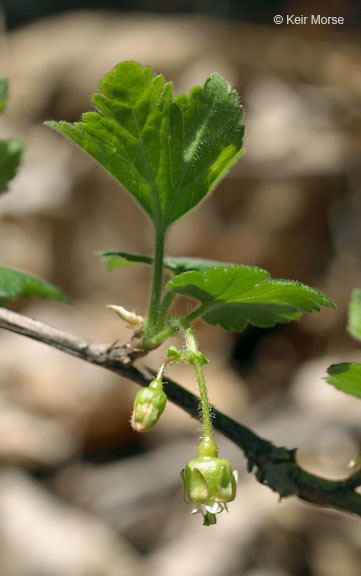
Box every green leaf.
[46,61,244,230]
[326,363,361,399]
[0,265,69,304]
[98,251,231,274]
[167,266,335,331]
[98,251,153,270]
[0,139,24,193]
[0,78,8,115]
[348,289,361,342]
[0,79,23,193]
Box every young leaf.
[46,61,244,231]
[98,251,231,274]
[348,289,361,342]
[326,363,361,399]
[0,265,68,304]
[98,251,153,270]
[0,78,8,115]
[0,79,23,193]
[0,139,24,193]
[167,266,335,331]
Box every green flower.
[181,438,237,526]
[131,381,167,432]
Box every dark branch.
[0,306,360,517]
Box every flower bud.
[181,454,237,526]
[131,384,167,433]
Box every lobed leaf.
[0,139,24,194]
[0,80,65,306]
[326,363,361,399]
[167,266,335,332]
[0,265,69,304]
[0,78,8,115]
[348,288,361,342]
[98,250,231,274]
[46,61,244,230]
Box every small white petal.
[191,505,202,515]
[205,501,223,514]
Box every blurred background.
[0,0,361,575]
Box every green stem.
[185,327,213,441]
[143,295,207,351]
[144,228,166,338]
[141,315,182,350]
[159,290,176,318]
[185,302,209,325]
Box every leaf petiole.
[159,290,176,318]
[142,302,207,350]
[143,228,166,340]
[185,302,210,324]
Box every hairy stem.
[141,300,208,351]
[159,290,176,318]
[144,228,165,341]
[185,303,209,324]
[185,326,213,440]
[140,301,207,351]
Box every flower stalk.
[184,326,213,440]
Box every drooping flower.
[181,437,237,525]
